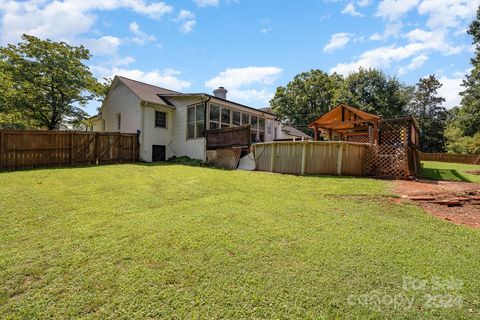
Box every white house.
[90,76,307,162]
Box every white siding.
[101,82,141,133]
[169,96,206,161]
[91,118,104,132]
[265,118,275,142]
[140,106,175,162]
[95,82,283,162]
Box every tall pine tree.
[409,75,447,152]
[457,6,480,137]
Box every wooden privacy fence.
[0,130,139,171]
[420,152,480,165]
[254,141,370,176]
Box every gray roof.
[282,125,312,139]
[115,75,277,116]
[260,107,274,114]
[116,76,181,106]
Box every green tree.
[0,34,102,130]
[334,68,412,118]
[408,75,447,152]
[455,6,480,137]
[270,70,343,131]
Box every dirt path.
[392,179,480,229]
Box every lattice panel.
[346,134,370,143]
[375,145,409,178]
[366,118,416,179]
[206,148,242,169]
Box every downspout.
[202,95,211,162]
[141,101,146,161]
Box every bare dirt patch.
[393,179,480,229]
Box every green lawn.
[1,164,479,319]
[421,161,480,183]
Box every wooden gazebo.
[308,105,380,144]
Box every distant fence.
[420,152,480,165]
[254,141,370,176]
[0,130,139,171]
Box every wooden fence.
[0,130,139,171]
[420,152,480,165]
[254,141,370,176]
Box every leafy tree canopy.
[334,68,412,119]
[0,34,104,130]
[270,69,343,131]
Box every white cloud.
[323,33,352,53]
[227,89,275,106]
[205,66,283,107]
[418,0,480,30]
[260,27,272,34]
[193,0,237,7]
[331,23,469,76]
[0,0,173,44]
[93,66,191,90]
[437,76,463,109]
[205,66,282,89]
[376,0,419,21]
[176,9,196,33]
[83,36,121,55]
[341,2,363,17]
[194,0,219,7]
[357,0,372,7]
[127,21,156,44]
[398,54,428,75]
[369,33,382,41]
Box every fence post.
[0,131,4,170]
[336,143,343,176]
[94,133,99,165]
[301,142,307,175]
[131,136,135,162]
[118,133,123,163]
[270,143,276,172]
[70,132,74,166]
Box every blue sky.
[0,0,478,116]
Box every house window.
[232,111,241,126]
[242,113,249,126]
[187,104,205,139]
[209,104,220,130]
[221,108,231,128]
[267,123,272,134]
[155,111,167,128]
[116,113,121,131]
[259,118,265,142]
[250,115,258,142]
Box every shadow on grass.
[420,167,472,183]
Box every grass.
[421,161,480,183]
[0,164,479,319]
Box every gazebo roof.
[308,105,380,132]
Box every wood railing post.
[337,143,343,176]
[301,142,307,175]
[270,143,276,172]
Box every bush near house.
[0,164,479,319]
